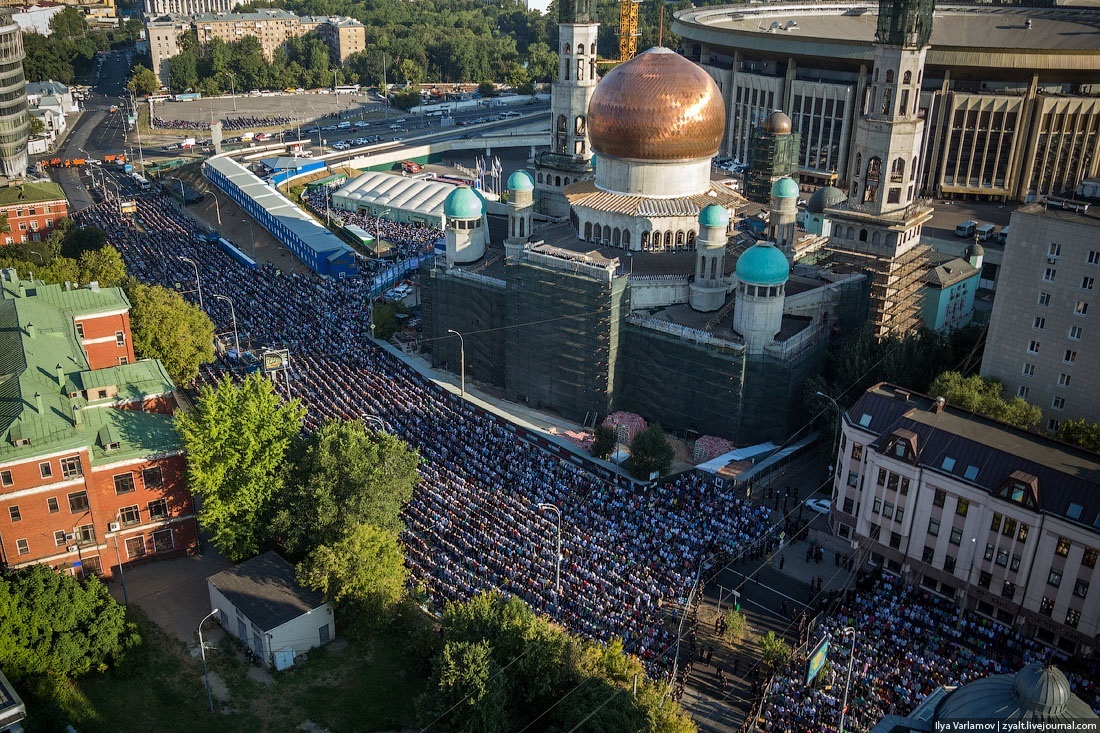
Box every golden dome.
[761,109,792,134]
[588,47,725,161]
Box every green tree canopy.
[49,7,88,40]
[0,565,139,680]
[274,418,419,555]
[75,246,126,288]
[125,281,215,386]
[128,65,161,96]
[759,630,792,671]
[297,523,408,627]
[175,373,305,561]
[928,371,1042,430]
[591,423,616,460]
[629,423,674,480]
[1055,419,1100,453]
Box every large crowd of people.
[302,184,443,260]
[72,184,774,679]
[757,573,1100,732]
[151,114,296,131]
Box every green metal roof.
[443,186,484,220]
[736,243,790,286]
[507,170,534,191]
[770,176,799,199]
[0,181,67,208]
[699,204,729,229]
[0,271,180,465]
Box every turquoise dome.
[444,186,484,220]
[699,204,729,229]
[590,153,598,169]
[736,243,790,286]
[771,177,799,200]
[507,170,534,191]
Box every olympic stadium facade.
[673,3,1100,202]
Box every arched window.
[866,157,881,182]
[590,59,596,81]
[577,43,585,55]
[885,69,894,83]
[859,229,868,242]
[641,231,650,248]
[911,156,918,181]
[880,88,891,115]
[555,175,561,186]
[903,70,912,85]
[590,43,596,55]
[563,177,570,185]
[519,218,525,238]
[622,230,630,247]
[575,116,586,134]
[564,63,570,81]
[556,115,567,133]
[603,224,611,242]
[872,231,882,245]
[584,222,592,240]
[577,60,583,79]
[563,43,571,54]
[688,230,696,246]
[710,259,717,280]
[664,231,672,247]
[890,157,905,182]
[650,231,658,249]
[846,226,855,239]
[676,231,685,247]
[854,152,862,178]
[612,227,621,246]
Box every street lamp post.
[838,627,857,733]
[242,219,256,258]
[178,256,203,311]
[204,186,223,227]
[536,502,561,595]
[447,329,465,398]
[212,294,241,359]
[110,517,129,606]
[815,391,842,470]
[198,608,220,712]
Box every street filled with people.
[72,185,774,681]
[302,184,443,260]
[151,114,296,131]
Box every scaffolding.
[823,242,930,339]
[618,0,640,62]
[745,125,801,204]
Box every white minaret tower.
[443,187,487,266]
[505,170,535,258]
[768,176,799,261]
[733,242,790,354]
[690,204,730,312]
[533,0,599,218]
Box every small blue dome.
[507,170,534,191]
[736,243,790,286]
[590,153,598,169]
[771,177,799,199]
[699,204,729,229]
[444,186,484,220]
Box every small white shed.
[207,551,334,669]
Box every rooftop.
[925,256,978,288]
[208,552,327,633]
[847,383,1100,533]
[1017,198,1100,228]
[191,8,298,21]
[0,181,66,208]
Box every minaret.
[443,187,487,266]
[505,170,535,259]
[533,0,599,218]
[689,204,730,312]
[823,0,935,339]
[768,176,799,261]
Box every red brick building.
[0,181,69,245]
[0,269,198,579]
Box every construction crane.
[618,0,641,62]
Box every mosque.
[420,34,866,442]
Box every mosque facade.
[420,44,865,443]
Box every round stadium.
[673,3,1100,202]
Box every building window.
[933,489,945,507]
[847,472,859,488]
[1088,250,1099,265]
[1010,554,1021,572]
[119,504,141,526]
[883,501,894,519]
[1048,418,1061,433]
[115,331,126,346]
[899,477,910,495]
[125,536,147,559]
[1048,569,1062,587]
[889,532,902,550]
[1017,386,1030,399]
[1075,301,1089,316]
[152,528,174,552]
[1083,547,1098,569]
[61,456,82,478]
[74,523,96,545]
[944,555,957,573]
[16,538,29,555]
[978,571,992,589]
[40,461,53,479]
[8,505,21,522]
[1048,243,1062,258]
[949,527,963,545]
[1073,579,1089,598]
[873,497,882,514]
[1058,373,1072,387]
[1032,317,1045,331]
[1039,597,1054,616]
[922,545,935,563]
[1052,396,1065,410]
[54,529,67,547]
[991,514,1002,532]
[843,497,855,513]
[851,443,862,461]
[1064,350,1077,364]
[1065,609,1081,628]
[928,518,940,536]
[1082,276,1095,291]
[896,507,904,523]
[1021,363,1035,376]
[956,499,969,517]
[877,468,887,486]
[1027,340,1040,354]
[142,466,163,488]
[114,473,136,495]
[1043,268,1056,283]
[869,524,881,541]
[75,322,85,338]
[1069,325,1082,340]
[1056,537,1071,556]
[0,469,11,486]
[1038,292,1051,307]
[996,549,1009,567]
[1002,518,1017,538]
[985,543,996,561]
[47,497,59,513]
[1002,581,1016,599]
[68,490,89,512]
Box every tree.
[628,423,674,480]
[591,423,616,460]
[477,81,497,98]
[127,65,161,96]
[371,300,407,340]
[0,565,139,680]
[76,245,126,288]
[28,116,46,137]
[928,371,1042,430]
[427,640,509,733]
[723,609,748,643]
[297,524,408,626]
[392,87,422,111]
[125,281,215,385]
[57,222,107,259]
[175,374,305,561]
[49,7,88,41]
[1056,419,1100,453]
[525,42,557,82]
[274,418,420,554]
[759,630,792,671]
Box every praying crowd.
[757,572,1100,733]
[72,184,774,678]
[302,184,443,261]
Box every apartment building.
[147,14,189,87]
[192,9,302,62]
[831,383,1100,656]
[301,15,365,64]
[0,182,67,245]
[144,0,232,17]
[0,270,197,580]
[980,199,1100,431]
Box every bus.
[997,226,1011,245]
[955,220,978,238]
[334,84,361,95]
[976,223,997,242]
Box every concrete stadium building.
[673,3,1100,202]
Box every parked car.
[804,498,831,515]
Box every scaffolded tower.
[618,0,640,61]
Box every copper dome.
[588,47,726,161]
[761,110,792,134]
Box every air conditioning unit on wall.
[108,521,120,532]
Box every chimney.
[34,392,43,414]
[26,322,35,338]
[56,363,65,385]
[932,396,946,414]
[72,401,84,427]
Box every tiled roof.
[925,257,978,288]
[563,179,743,217]
[847,383,1100,532]
[0,181,66,208]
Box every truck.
[240,132,255,141]
[109,105,118,114]
[122,163,134,174]
[181,137,197,149]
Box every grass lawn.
[26,610,428,733]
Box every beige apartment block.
[980,201,1100,432]
[831,383,1100,657]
